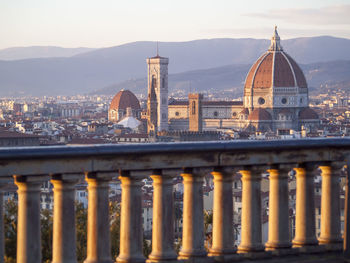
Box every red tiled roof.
[248,108,272,121]
[299,108,319,120]
[0,130,40,138]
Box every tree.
[204,209,213,251]
[109,201,120,259]
[75,202,87,263]
[41,208,53,262]
[4,199,17,262]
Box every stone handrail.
[0,138,349,262]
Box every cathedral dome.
[110,90,140,111]
[299,108,318,120]
[244,27,307,93]
[248,108,272,121]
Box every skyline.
[0,0,350,49]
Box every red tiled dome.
[248,108,272,121]
[244,28,307,91]
[109,90,140,111]
[299,108,318,120]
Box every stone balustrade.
[0,138,349,262]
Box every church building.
[162,27,319,134]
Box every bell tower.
[147,53,169,132]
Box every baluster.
[178,168,207,262]
[318,162,342,249]
[147,170,177,262]
[117,172,145,263]
[208,168,236,259]
[51,174,82,263]
[292,164,318,248]
[265,165,292,251]
[85,172,114,263]
[238,166,264,253]
[14,175,49,263]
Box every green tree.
[75,202,87,263]
[109,201,120,259]
[4,199,17,261]
[204,209,213,251]
[41,208,53,262]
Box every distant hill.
[0,36,350,96]
[93,60,350,98]
[0,46,95,60]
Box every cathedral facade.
[147,27,319,134]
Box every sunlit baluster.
[265,165,292,250]
[51,174,82,263]
[318,163,342,249]
[208,168,236,258]
[238,166,264,253]
[85,172,114,263]
[14,175,49,263]
[292,164,318,247]
[178,168,207,261]
[117,173,145,263]
[147,170,177,262]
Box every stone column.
[238,167,264,253]
[318,163,342,247]
[147,171,177,263]
[292,165,318,247]
[14,175,49,263]
[178,168,207,261]
[116,174,145,263]
[85,172,114,263]
[51,174,82,263]
[265,166,292,250]
[208,168,236,258]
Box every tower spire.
[156,41,159,57]
[268,26,283,51]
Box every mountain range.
[94,60,350,98]
[0,46,94,61]
[0,36,349,96]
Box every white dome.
[117,116,141,129]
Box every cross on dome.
[268,26,283,51]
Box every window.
[162,113,167,120]
[213,111,218,117]
[258,97,265,105]
[192,101,196,114]
[232,112,237,117]
[175,112,180,116]
[281,98,287,104]
[151,75,157,89]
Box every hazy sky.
[1,0,350,49]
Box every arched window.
[152,75,157,89]
[192,101,196,114]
